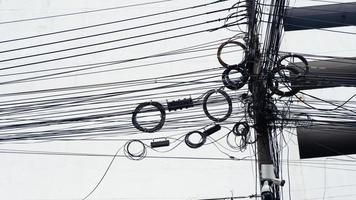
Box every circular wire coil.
[268,66,301,97]
[226,131,247,151]
[202,89,233,122]
[124,140,147,161]
[222,66,249,90]
[277,54,309,74]
[217,40,247,68]
[132,101,166,133]
[232,122,250,137]
[184,131,207,149]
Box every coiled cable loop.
[217,40,247,68]
[222,66,249,90]
[124,140,147,161]
[132,101,166,133]
[202,89,232,122]
[184,131,206,149]
[268,66,300,97]
[277,54,309,74]
[232,122,249,136]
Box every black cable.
[0,7,232,54]
[184,130,207,148]
[0,42,234,85]
[0,17,230,64]
[0,0,228,44]
[0,21,237,71]
[217,40,247,68]
[203,89,233,122]
[131,102,166,133]
[0,62,221,96]
[124,140,147,160]
[0,37,228,78]
[82,144,124,200]
[222,66,249,90]
[0,0,172,25]
[268,65,300,97]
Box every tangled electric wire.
[268,54,309,97]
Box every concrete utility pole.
[238,0,356,199]
[246,1,356,199]
[245,1,275,199]
[245,0,289,199]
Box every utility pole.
[246,1,282,199]
[243,0,356,199]
[246,0,272,169]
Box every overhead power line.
[0,7,233,54]
[0,19,238,71]
[0,0,173,25]
[0,0,229,44]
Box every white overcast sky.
[1,0,356,200]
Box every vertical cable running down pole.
[244,0,276,199]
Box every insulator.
[150,140,170,148]
[167,97,194,112]
[203,124,221,137]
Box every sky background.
[1,0,356,200]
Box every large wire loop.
[277,54,309,74]
[132,101,166,133]
[217,40,247,68]
[222,66,249,90]
[184,131,207,149]
[268,66,301,97]
[203,89,233,122]
[124,140,147,161]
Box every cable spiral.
[268,66,301,97]
[217,40,247,68]
[184,131,207,149]
[132,101,166,133]
[124,140,147,160]
[222,65,249,90]
[202,89,233,122]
